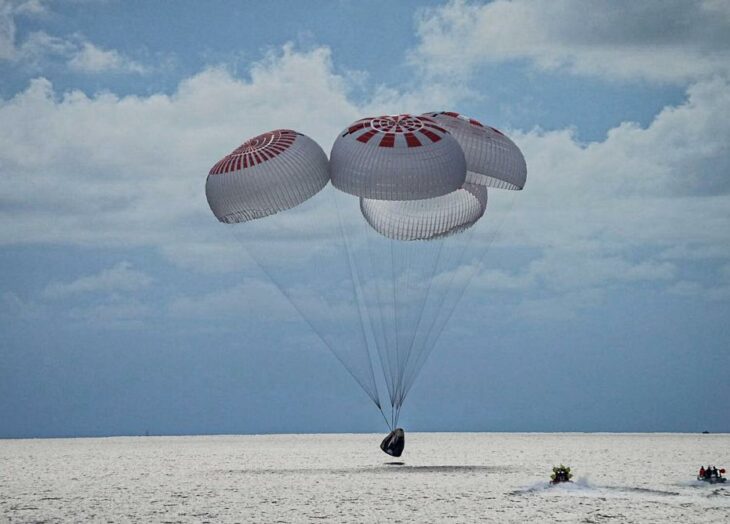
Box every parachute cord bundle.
[332,187,511,428]
[331,186,392,429]
[205,114,526,433]
[397,192,519,406]
[227,190,383,413]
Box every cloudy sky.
[1,0,729,438]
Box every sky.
[1,0,729,438]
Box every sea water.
[1,433,728,522]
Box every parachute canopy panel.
[330,115,466,201]
[360,183,488,241]
[206,129,329,224]
[422,112,527,190]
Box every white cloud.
[42,261,153,299]
[0,43,463,266]
[167,278,289,320]
[67,41,146,73]
[0,15,11,61]
[1,1,144,73]
[167,277,359,323]
[410,0,730,83]
[17,30,74,61]
[1,38,729,313]
[505,76,730,250]
[14,32,146,74]
[0,0,22,60]
[467,254,677,293]
[3,285,155,329]
[442,75,730,306]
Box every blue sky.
[1,0,729,438]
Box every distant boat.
[697,468,726,483]
[702,430,710,434]
[550,465,573,484]
[698,475,726,484]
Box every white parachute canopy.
[330,114,466,200]
[205,129,329,224]
[360,183,488,241]
[422,112,527,190]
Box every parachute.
[421,111,527,190]
[206,129,329,223]
[205,113,526,449]
[360,183,488,241]
[330,115,466,200]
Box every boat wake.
[512,478,679,498]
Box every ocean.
[1,433,728,522]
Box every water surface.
[1,433,728,522]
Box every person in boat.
[699,466,705,478]
[551,465,572,483]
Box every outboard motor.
[380,428,405,457]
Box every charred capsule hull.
[380,428,405,457]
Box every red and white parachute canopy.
[205,129,329,224]
[330,114,466,201]
[422,112,527,190]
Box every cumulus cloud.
[506,76,730,246]
[410,0,730,83]
[462,75,730,308]
[468,254,677,293]
[13,32,146,73]
[0,43,462,264]
[1,36,729,319]
[67,41,146,73]
[42,261,153,299]
[168,279,290,320]
[16,30,74,62]
[1,0,144,73]
[167,277,359,323]
[427,74,730,314]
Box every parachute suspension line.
[387,237,447,428]
[393,236,446,416]
[391,239,404,415]
[356,146,399,415]
[362,226,397,406]
[357,205,401,425]
[331,188,382,411]
[401,193,519,401]
[236,232,382,410]
[426,193,518,351]
[379,405,393,431]
[389,238,400,409]
[398,241,419,407]
[398,225,479,401]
